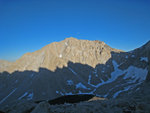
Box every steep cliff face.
[0,37,121,73]
[0,38,149,108]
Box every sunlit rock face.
[0,37,122,73]
[0,38,149,109]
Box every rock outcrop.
[0,37,122,73]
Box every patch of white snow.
[68,67,77,75]
[18,92,28,100]
[59,54,62,58]
[65,42,68,46]
[88,75,92,84]
[113,86,130,98]
[125,55,128,59]
[131,55,135,58]
[88,60,148,88]
[102,70,105,73]
[140,57,148,62]
[27,92,33,100]
[0,88,17,104]
[60,92,64,96]
[67,80,74,85]
[124,66,148,82]
[65,92,73,95]
[56,91,59,94]
[76,83,90,90]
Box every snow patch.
[140,57,148,62]
[111,60,148,83]
[65,42,68,46]
[78,91,93,95]
[93,68,97,74]
[0,88,17,104]
[59,54,62,58]
[56,91,59,94]
[100,79,104,83]
[95,74,98,77]
[88,75,91,85]
[27,92,33,100]
[60,92,64,96]
[77,88,96,95]
[88,75,92,85]
[68,67,77,75]
[88,74,105,88]
[65,92,73,95]
[125,55,128,59]
[76,83,90,90]
[67,80,74,85]
[88,60,148,88]
[124,66,148,82]
[18,92,28,100]
[93,68,98,77]
[131,55,135,58]
[102,70,105,73]
[56,91,66,95]
[110,60,124,81]
[113,86,130,98]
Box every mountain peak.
[0,38,121,73]
[64,37,78,41]
[0,38,149,73]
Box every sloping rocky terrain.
[33,82,150,113]
[0,38,149,112]
[1,82,150,113]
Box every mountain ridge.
[0,37,149,111]
[0,37,123,73]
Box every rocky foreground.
[0,82,149,113]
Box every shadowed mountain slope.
[0,38,149,112]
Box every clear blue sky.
[0,0,150,61]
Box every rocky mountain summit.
[0,38,149,113]
[0,37,122,73]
